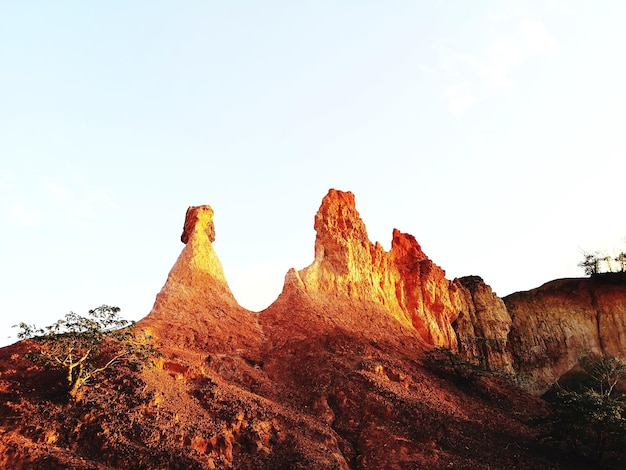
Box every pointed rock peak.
[141,204,263,354]
[148,204,229,299]
[313,189,370,263]
[181,205,216,245]
[391,229,428,266]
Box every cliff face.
[271,190,626,394]
[143,190,626,393]
[453,273,626,394]
[504,274,626,393]
[280,189,464,350]
[453,276,514,374]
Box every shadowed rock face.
[453,276,514,374]
[504,274,626,393]
[1,189,625,468]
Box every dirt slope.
[0,189,614,469]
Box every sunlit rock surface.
[140,204,264,357]
[2,189,625,468]
[287,189,462,349]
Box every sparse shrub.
[578,238,626,275]
[615,252,626,273]
[578,250,603,275]
[14,305,157,401]
[542,353,626,468]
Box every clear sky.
[1,1,625,346]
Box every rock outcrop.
[272,189,464,351]
[139,205,264,359]
[266,189,626,395]
[453,276,514,374]
[3,188,626,468]
[144,190,626,394]
[453,273,626,394]
[136,190,522,374]
[504,274,626,393]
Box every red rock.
[139,205,263,358]
[2,189,625,469]
[505,274,626,393]
[286,189,462,350]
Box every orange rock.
[4,189,623,469]
[141,190,626,397]
[139,204,263,359]
[505,274,626,393]
[142,190,518,368]
[286,189,462,349]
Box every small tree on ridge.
[15,305,156,401]
[578,251,602,276]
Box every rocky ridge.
[1,188,625,468]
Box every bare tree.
[578,251,602,276]
[602,254,615,273]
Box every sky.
[1,1,625,346]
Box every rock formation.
[141,205,264,360]
[453,276,514,374]
[504,274,626,393]
[273,189,464,351]
[452,272,626,394]
[145,190,626,396]
[2,188,626,468]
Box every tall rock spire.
[276,189,463,349]
[140,205,262,355]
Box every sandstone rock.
[504,274,626,393]
[139,205,263,357]
[453,274,626,394]
[140,192,626,398]
[0,189,611,469]
[181,205,216,244]
[285,189,462,350]
[453,276,514,374]
[143,191,516,365]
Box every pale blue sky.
[1,1,625,345]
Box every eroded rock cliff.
[2,188,625,468]
[275,189,464,350]
[453,276,514,374]
[504,274,626,393]
[110,191,626,396]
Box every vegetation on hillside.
[14,305,157,401]
[542,353,626,468]
[426,347,626,468]
[578,239,626,275]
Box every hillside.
[1,189,624,469]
